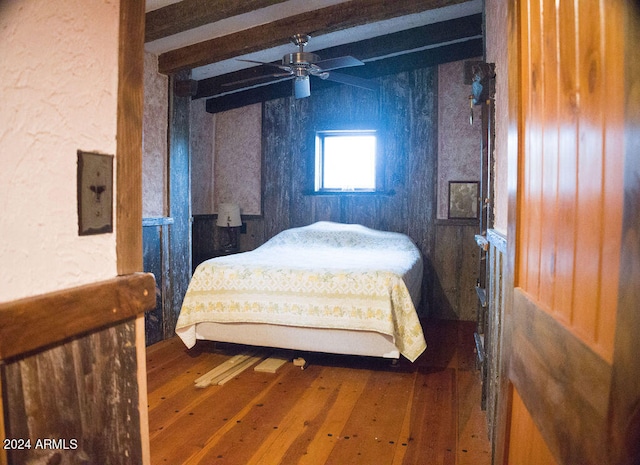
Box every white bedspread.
[176,222,427,361]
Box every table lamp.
[216,203,242,253]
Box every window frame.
[313,129,380,194]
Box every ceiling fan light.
[294,77,311,99]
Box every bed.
[176,221,427,362]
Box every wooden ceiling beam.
[157,0,469,75]
[145,0,289,43]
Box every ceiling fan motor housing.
[283,52,320,67]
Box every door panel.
[508,289,612,464]
[507,388,558,465]
[504,0,630,464]
[515,0,622,362]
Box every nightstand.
[192,248,241,272]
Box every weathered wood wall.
[3,322,142,465]
[484,228,508,458]
[143,217,174,345]
[0,274,156,465]
[167,71,193,336]
[192,66,479,319]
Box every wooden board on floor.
[254,355,289,373]
[195,351,262,387]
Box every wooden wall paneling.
[506,387,559,465]
[379,72,410,198]
[521,0,543,300]
[377,69,439,315]
[290,96,314,228]
[538,0,559,311]
[607,3,640,463]
[572,0,606,349]
[143,218,173,344]
[143,224,164,344]
[485,229,507,449]
[509,289,612,465]
[433,224,479,320]
[553,0,578,325]
[597,0,625,360]
[375,74,409,233]
[168,70,193,338]
[510,0,525,292]
[262,98,293,240]
[517,0,622,359]
[404,67,438,240]
[310,195,342,225]
[242,218,264,252]
[432,224,459,319]
[3,321,143,464]
[191,215,218,266]
[348,195,384,229]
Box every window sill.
[304,189,396,197]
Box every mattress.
[176,221,427,362]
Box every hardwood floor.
[146,320,491,465]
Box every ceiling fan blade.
[322,71,378,91]
[294,77,311,99]
[237,58,291,72]
[221,72,293,88]
[315,56,364,71]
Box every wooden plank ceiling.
[145,0,483,112]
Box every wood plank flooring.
[146,320,491,465]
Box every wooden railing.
[0,273,155,361]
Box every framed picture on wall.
[448,181,479,219]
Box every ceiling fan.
[223,34,378,99]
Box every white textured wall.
[0,0,120,302]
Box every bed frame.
[193,322,402,359]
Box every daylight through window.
[315,131,377,192]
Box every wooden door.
[501,1,640,464]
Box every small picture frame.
[448,181,479,219]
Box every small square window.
[315,130,377,192]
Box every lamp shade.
[216,203,242,227]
